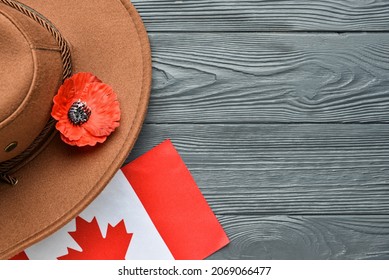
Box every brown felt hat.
[0,0,151,259]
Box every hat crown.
[0,4,64,163]
[0,10,33,124]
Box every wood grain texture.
[128,124,389,215]
[147,32,389,123]
[132,0,389,32]
[130,1,389,259]
[207,215,389,259]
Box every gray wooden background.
[127,0,389,259]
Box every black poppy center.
[68,100,91,125]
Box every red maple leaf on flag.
[10,251,29,260]
[58,216,133,260]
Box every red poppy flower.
[51,72,121,147]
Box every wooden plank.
[207,215,389,259]
[127,124,389,215]
[133,0,389,32]
[147,32,389,123]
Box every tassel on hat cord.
[0,173,18,185]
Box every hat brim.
[0,0,151,259]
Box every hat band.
[0,0,72,185]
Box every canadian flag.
[12,140,229,260]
